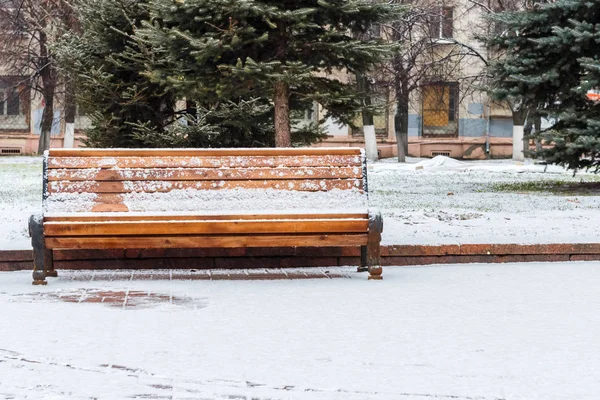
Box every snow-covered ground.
[369,157,600,245]
[1,155,600,250]
[1,155,599,399]
[0,157,42,250]
[1,262,599,399]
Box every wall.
[0,133,87,155]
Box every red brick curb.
[1,243,599,271]
[0,250,34,271]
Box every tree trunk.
[523,108,540,159]
[511,108,528,162]
[356,73,378,161]
[523,118,532,160]
[534,115,542,159]
[272,20,291,148]
[523,134,529,159]
[63,78,76,148]
[394,76,409,163]
[186,99,197,116]
[38,31,55,155]
[512,125,525,162]
[273,81,291,147]
[62,0,79,149]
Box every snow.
[48,167,101,180]
[0,156,42,250]
[2,155,600,250]
[44,192,99,213]
[374,155,570,173]
[0,262,599,399]
[2,154,600,399]
[44,209,371,218]
[48,154,362,168]
[120,188,367,213]
[367,156,600,245]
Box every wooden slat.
[47,179,362,193]
[47,155,362,169]
[44,219,369,236]
[84,194,124,205]
[44,213,368,222]
[47,167,362,181]
[49,148,362,157]
[45,234,369,249]
[91,203,129,212]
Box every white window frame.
[429,6,454,41]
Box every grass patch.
[489,180,600,195]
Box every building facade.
[0,0,90,156]
[0,0,514,158]
[314,0,516,159]
[0,73,90,155]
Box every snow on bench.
[29,148,383,284]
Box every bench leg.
[366,210,383,280]
[358,246,368,272]
[45,250,56,277]
[29,215,50,285]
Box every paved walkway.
[2,263,600,399]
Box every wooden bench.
[29,148,383,284]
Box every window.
[350,92,389,137]
[448,82,458,122]
[422,82,459,137]
[301,102,317,122]
[305,108,313,121]
[0,2,26,35]
[0,87,20,115]
[0,77,28,116]
[428,7,453,39]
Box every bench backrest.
[44,148,368,213]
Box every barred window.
[0,77,28,116]
[422,82,459,137]
[0,88,20,115]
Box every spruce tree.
[137,0,399,147]
[483,0,600,170]
[55,0,178,148]
[545,13,600,172]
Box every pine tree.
[483,0,600,170]
[136,0,400,147]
